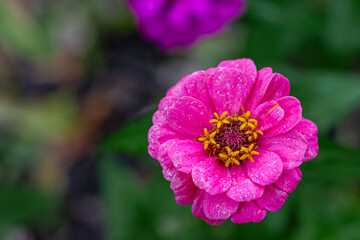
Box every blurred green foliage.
[102,113,153,156]
[0,1,51,60]
[0,0,359,239]
[0,185,59,225]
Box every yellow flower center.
[197,107,263,167]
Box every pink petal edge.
[256,185,289,212]
[192,157,232,195]
[168,96,212,136]
[246,149,283,186]
[293,118,319,161]
[231,201,267,224]
[202,192,239,220]
[168,140,208,173]
[226,165,265,202]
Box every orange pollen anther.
[197,108,261,167]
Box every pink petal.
[152,96,178,124]
[148,122,187,146]
[205,218,224,225]
[129,0,166,21]
[166,73,188,97]
[231,201,267,224]
[256,185,289,212]
[180,70,216,114]
[157,140,177,181]
[192,191,205,218]
[168,140,207,173]
[258,130,307,170]
[152,111,163,125]
[202,192,239,220]
[188,0,212,19]
[262,96,302,138]
[293,118,319,161]
[245,67,274,111]
[148,121,190,159]
[148,144,159,159]
[252,101,285,132]
[192,157,232,195]
[170,171,198,205]
[168,96,212,136]
[217,58,257,84]
[262,73,290,103]
[275,168,302,193]
[168,2,191,29]
[207,67,255,115]
[192,191,224,225]
[246,149,283,186]
[215,0,245,19]
[226,165,264,202]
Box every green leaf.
[0,1,52,60]
[325,0,360,57]
[281,67,360,134]
[102,113,153,155]
[301,135,360,184]
[99,156,144,240]
[0,185,58,225]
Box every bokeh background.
[0,0,360,239]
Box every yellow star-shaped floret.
[238,111,257,131]
[210,112,230,129]
[239,143,259,162]
[218,147,241,167]
[198,128,217,150]
[245,129,264,141]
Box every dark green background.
[0,0,359,239]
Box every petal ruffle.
[168,96,212,136]
[256,185,289,212]
[207,67,255,115]
[226,165,264,202]
[148,122,189,159]
[293,118,319,161]
[166,73,188,97]
[246,149,283,186]
[192,191,224,225]
[168,140,207,173]
[152,96,178,124]
[217,58,257,84]
[148,122,187,146]
[262,73,290,103]
[192,157,232,195]
[231,201,267,224]
[157,140,177,181]
[202,192,239,220]
[258,130,307,169]
[148,144,160,160]
[252,101,285,132]
[244,67,274,111]
[262,96,302,138]
[170,171,198,205]
[274,168,302,193]
[180,70,216,113]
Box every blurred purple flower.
[128,0,246,50]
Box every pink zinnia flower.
[127,0,246,50]
[148,59,319,224]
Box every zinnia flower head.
[148,58,319,224]
[127,0,246,50]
